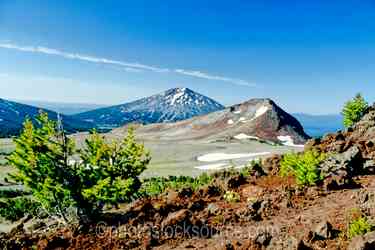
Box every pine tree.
[7,113,151,223]
[342,93,368,128]
[7,112,75,222]
[78,127,151,212]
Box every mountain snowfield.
[195,152,271,170]
[73,87,225,128]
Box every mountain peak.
[74,87,225,128]
[162,87,204,106]
[172,87,188,92]
[163,87,191,96]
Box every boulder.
[249,162,266,177]
[313,221,333,240]
[187,199,205,212]
[348,231,375,250]
[358,190,375,216]
[200,185,222,198]
[304,138,321,152]
[320,146,363,190]
[161,209,190,228]
[226,175,247,189]
[323,175,349,191]
[254,229,272,246]
[364,160,375,174]
[207,203,220,215]
[262,154,282,176]
[225,240,235,250]
[178,187,193,198]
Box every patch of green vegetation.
[348,216,374,239]
[280,150,327,186]
[223,190,240,203]
[0,197,40,222]
[141,173,213,197]
[345,208,374,239]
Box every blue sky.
[0,0,375,114]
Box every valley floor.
[140,139,302,177]
[1,135,302,179]
[69,131,304,177]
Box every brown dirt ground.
[2,173,375,250]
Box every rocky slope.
[306,103,375,161]
[304,103,375,190]
[113,98,310,146]
[73,88,224,129]
[0,98,95,137]
[3,169,375,250]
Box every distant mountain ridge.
[0,98,95,137]
[73,88,225,129]
[1,88,340,140]
[15,100,107,115]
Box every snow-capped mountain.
[0,98,95,137]
[73,88,225,128]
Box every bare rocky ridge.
[305,103,375,190]
[113,98,310,145]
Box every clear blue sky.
[0,0,375,114]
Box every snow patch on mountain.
[277,135,305,147]
[170,91,185,105]
[234,133,259,140]
[254,105,269,119]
